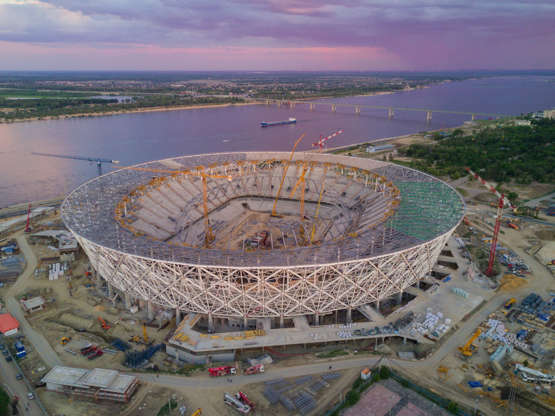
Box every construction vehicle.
[32,152,120,176]
[80,344,95,355]
[514,364,554,384]
[223,392,251,414]
[191,410,202,416]
[506,221,519,230]
[98,316,111,330]
[87,349,103,360]
[458,328,482,357]
[60,336,71,345]
[236,391,255,410]
[243,364,264,375]
[437,366,449,380]
[465,167,516,276]
[208,366,236,377]
[81,345,99,357]
[504,298,517,309]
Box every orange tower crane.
[119,165,232,247]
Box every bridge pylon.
[426,111,433,123]
[331,104,336,112]
[388,107,394,119]
[309,103,314,111]
[355,106,361,114]
[471,114,476,121]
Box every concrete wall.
[46,382,64,392]
[166,345,235,364]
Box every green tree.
[345,390,360,405]
[0,387,9,416]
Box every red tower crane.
[465,167,514,276]
[24,203,32,233]
[312,129,344,150]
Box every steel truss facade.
[76,231,451,318]
[63,152,464,319]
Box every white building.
[42,366,139,403]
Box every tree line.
[397,119,555,184]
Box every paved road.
[523,191,555,208]
[0,344,43,416]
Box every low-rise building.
[366,144,395,153]
[0,313,19,336]
[41,366,139,403]
[21,296,45,313]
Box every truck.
[243,364,264,375]
[14,341,26,358]
[208,366,236,377]
[224,392,250,414]
[236,391,255,410]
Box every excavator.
[191,409,202,416]
[458,328,482,357]
[98,316,111,331]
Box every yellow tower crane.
[272,133,306,217]
[118,165,232,247]
[142,323,149,344]
[310,164,329,244]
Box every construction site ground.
[1,171,554,416]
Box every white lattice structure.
[62,152,464,320]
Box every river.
[0,75,554,207]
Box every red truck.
[236,391,255,410]
[243,364,264,375]
[208,366,237,377]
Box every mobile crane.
[458,328,482,357]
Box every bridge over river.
[255,98,508,122]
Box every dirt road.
[6,234,62,368]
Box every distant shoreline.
[0,86,423,124]
[0,102,257,124]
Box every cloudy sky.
[0,0,554,70]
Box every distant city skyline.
[0,0,554,71]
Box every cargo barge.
[260,117,296,127]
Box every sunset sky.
[0,0,554,71]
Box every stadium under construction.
[61,151,465,361]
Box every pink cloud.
[1,42,403,70]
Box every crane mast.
[465,167,514,276]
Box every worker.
[329,365,332,370]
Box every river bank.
[0,101,258,124]
[0,85,425,125]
